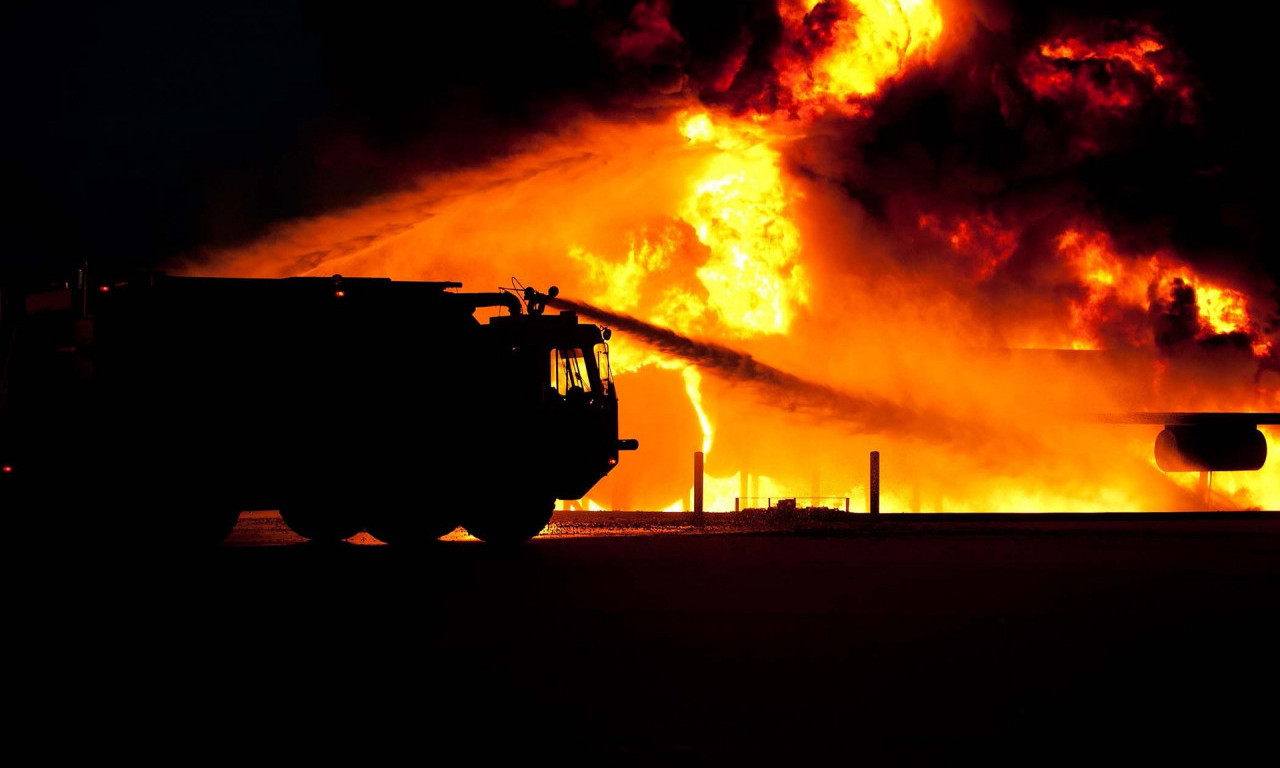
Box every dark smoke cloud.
[603,0,690,94]
[4,0,1271,303]
[1152,277,1200,350]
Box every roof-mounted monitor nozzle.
[524,285,559,316]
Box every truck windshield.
[551,348,593,397]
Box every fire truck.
[0,269,637,548]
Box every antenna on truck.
[504,277,528,314]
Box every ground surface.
[22,510,1280,764]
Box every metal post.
[869,451,880,515]
[735,497,740,512]
[693,451,704,514]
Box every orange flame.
[568,108,812,508]
[571,110,808,345]
[771,0,945,118]
[1054,228,1268,355]
[679,111,809,335]
[1196,283,1253,336]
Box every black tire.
[461,496,555,545]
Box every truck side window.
[595,343,612,397]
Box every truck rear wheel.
[461,496,555,545]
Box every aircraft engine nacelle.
[1154,425,1268,472]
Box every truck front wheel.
[461,496,555,545]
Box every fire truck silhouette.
[0,269,637,547]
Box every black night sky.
[2,1,1273,291]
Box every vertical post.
[845,497,850,513]
[739,471,748,512]
[1199,470,1211,508]
[869,451,880,515]
[735,497,740,512]
[693,451,705,515]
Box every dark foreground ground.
[21,511,1280,765]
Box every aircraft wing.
[1097,412,1280,426]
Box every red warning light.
[335,290,346,298]
[2,465,12,473]
[99,285,110,293]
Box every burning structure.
[170,1,1278,513]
